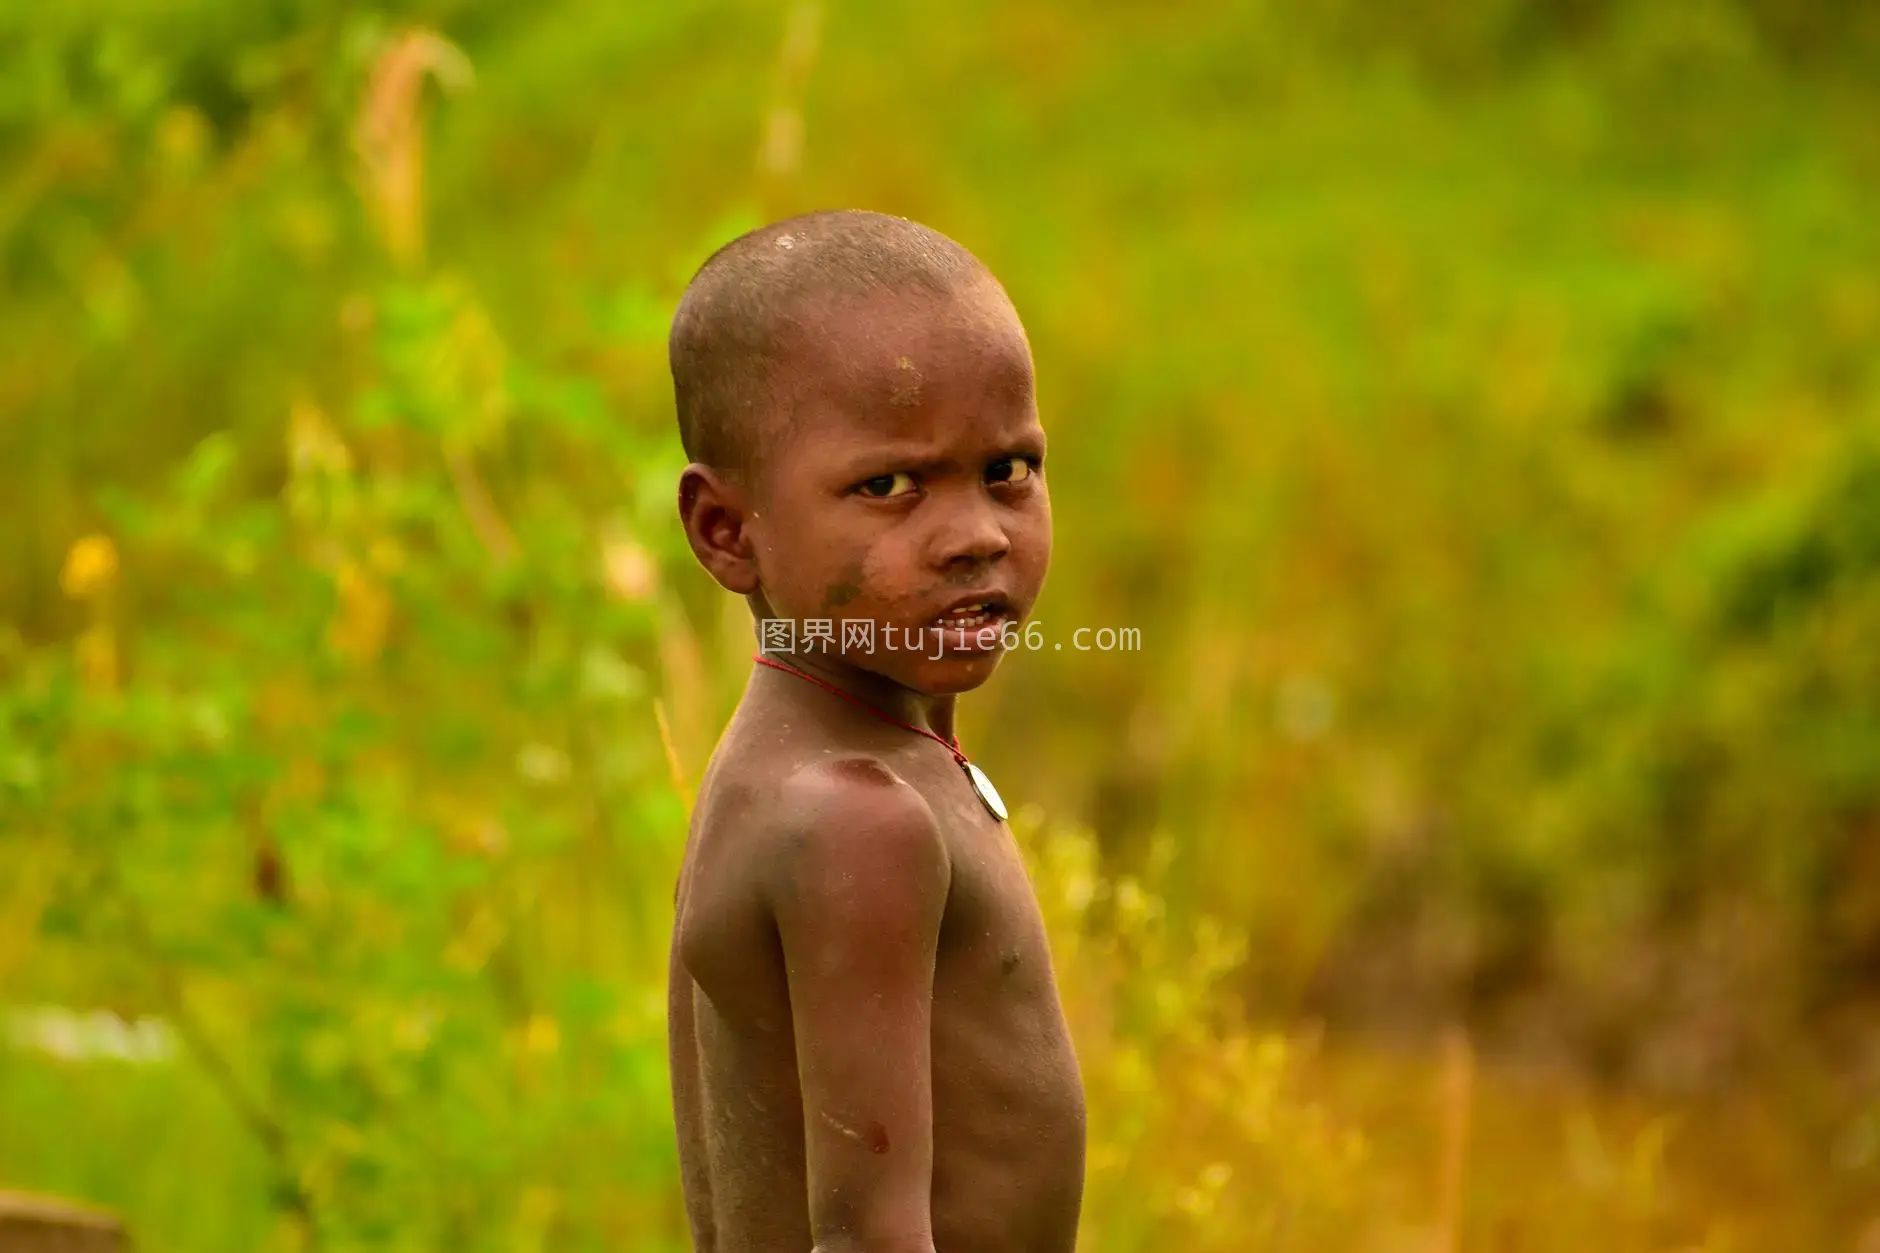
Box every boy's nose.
[930,492,1010,569]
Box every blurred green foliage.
[4,0,1880,1249]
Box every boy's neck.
[754,638,960,745]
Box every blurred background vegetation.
[4,1,1879,1249]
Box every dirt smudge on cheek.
[821,557,867,612]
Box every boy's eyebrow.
[865,454,962,478]
[836,429,1046,479]
[834,447,961,479]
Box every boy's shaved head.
[670,210,1010,474]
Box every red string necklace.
[752,652,1009,821]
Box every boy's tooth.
[937,603,1003,629]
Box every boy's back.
[663,210,1085,1252]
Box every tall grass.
[4,4,1878,1249]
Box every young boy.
[666,210,1086,1253]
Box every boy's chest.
[920,770,1053,986]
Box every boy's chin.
[885,650,1006,697]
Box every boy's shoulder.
[696,744,952,913]
[751,750,946,856]
[775,753,933,832]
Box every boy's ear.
[677,464,760,595]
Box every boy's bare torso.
[668,688,1087,1253]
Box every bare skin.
[669,280,1085,1253]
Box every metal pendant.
[962,760,1008,822]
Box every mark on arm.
[819,1108,892,1155]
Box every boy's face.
[744,283,1051,696]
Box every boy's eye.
[986,457,1037,485]
[858,471,918,499]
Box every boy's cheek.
[757,561,892,627]
[1012,517,1053,597]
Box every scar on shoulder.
[820,1108,892,1154]
[823,755,900,789]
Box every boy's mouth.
[926,595,1014,651]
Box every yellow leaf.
[523,1014,561,1057]
[60,534,118,600]
[327,560,390,662]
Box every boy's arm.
[768,760,951,1253]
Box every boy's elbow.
[813,1240,936,1253]
[808,1157,935,1253]
[810,1208,936,1253]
